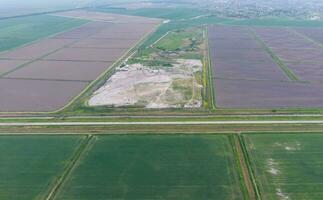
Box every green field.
[0,135,84,200]
[91,8,323,50]
[93,7,206,20]
[244,133,323,200]
[94,7,323,27]
[55,135,243,200]
[0,15,88,52]
[155,29,200,51]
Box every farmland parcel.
[0,135,84,200]
[209,25,323,109]
[54,135,243,200]
[244,133,323,200]
[0,11,160,112]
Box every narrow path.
[150,31,170,47]
[1,120,323,127]
[233,135,257,200]
[45,135,94,200]
[247,28,299,82]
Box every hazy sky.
[0,0,99,17]
[0,0,93,8]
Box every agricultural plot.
[209,25,323,108]
[0,10,160,112]
[253,28,323,82]
[213,61,288,81]
[6,61,113,81]
[253,28,319,49]
[0,79,88,112]
[89,27,204,108]
[244,133,323,200]
[254,28,323,63]
[215,79,323,108]
[55,135,243,200]
[52,10,161,24]
[0,135,84,200]
[294,28,323,44]
[0,60,26,74]
[209,25,288,81]
[93,7,207,20]
[72,38,138,49]
[44,48,127,62]
[285,62,323,83]
[0,15,87,52]
[0,38,76,60]
[52,22,108,39]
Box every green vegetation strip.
[94,7,323,28]
[248,28,299,81]
[228,135,250,200]
[4,115,323,123]
[46,135,94,200]
[205,28,216,110]
[92,7,206,20]
[288,28,323,48]
[238,135,262,200]
[231,135,257,200]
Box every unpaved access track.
[1,120,323,127]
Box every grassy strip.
[248,28,299,81]
[204,27,216,110]
[45,135,94,200]
[5,115,323,123]
[202,29,208,108]
[288,28,323,48]
[238,134,262,200]
[0,40,82,77]
[228,135,250,200]
[232,134,258,200]
[4,123,323,135]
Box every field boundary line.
[247,28,300,82]
[202,28,208,108]
[150,31,170,47]
[238,134,262,200]
[0,21,103,78]
[232,134,257,200]
[229,135,249,199]
[0,19,162,115]
[0,19,90,56]
[0,8,89,20]
[204,26,216,110]
[1,130,323,136]
[2,120,323,126]
[288,28,323,49]
[44,135,94,200]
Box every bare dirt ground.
[89,59,203,108]
[89,27,205,109]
